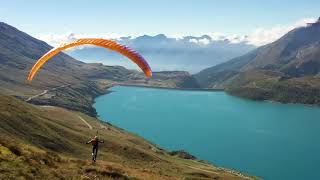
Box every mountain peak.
[154,33,167,39]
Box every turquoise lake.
[94,86,320,180]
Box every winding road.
[25,84,70,102]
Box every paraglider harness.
[86,131,104,162]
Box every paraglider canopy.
[27,38,152,81]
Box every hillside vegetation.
[0,94,258,180]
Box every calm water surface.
[94,86,320,180]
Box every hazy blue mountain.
[66,34,255,73]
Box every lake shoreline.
[113,83,224,92]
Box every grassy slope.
[0,94,259,180]
[225,70,320,104]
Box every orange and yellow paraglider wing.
[27,38,152,81]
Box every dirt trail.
[25,90,48,102]
[78,115,93,129]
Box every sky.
[0,0,319,46]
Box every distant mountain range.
[66,34,255,73]
[195,18,320,105]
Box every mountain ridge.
[195,18,320,105]
[65,33,254,73]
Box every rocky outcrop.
[169,150,197,160]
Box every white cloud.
[228,34,248,44]
[189,38,210,45]
[198,38,210,45]
[36,32,140,47]
[166,33,185,40]
[36,17,318,47]
[207,32,226,41]
[36,32,76,46]
[206,18,317,46]
[245,18,317,46]
[189,38,198,44]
